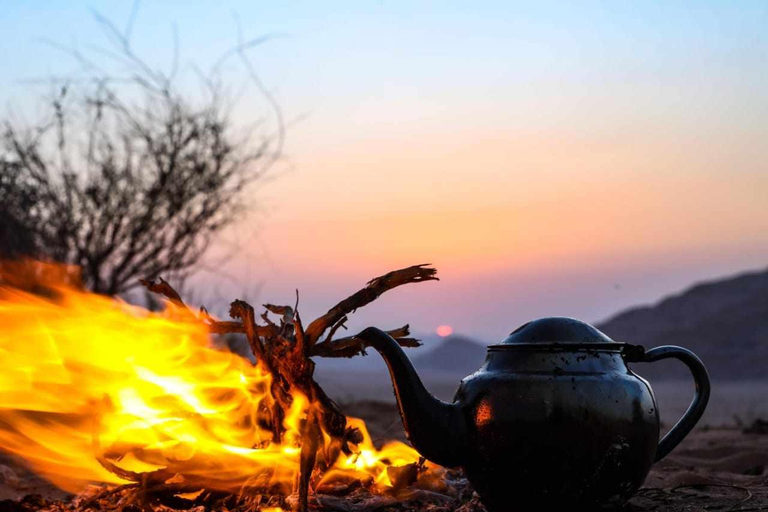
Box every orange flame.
[0,261,431,497]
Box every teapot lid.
[491,317,621,350]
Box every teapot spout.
[355,327,468,468]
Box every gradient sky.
[2,1,767,342]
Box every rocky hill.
[597,267,768,380]
[413,334,487,375]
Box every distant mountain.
[596,267,768,380]
[413,334,487,375]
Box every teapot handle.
[627,345,711,461]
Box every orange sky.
[211,121,768,340]
[258,127,767,276]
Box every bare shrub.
[0,9,282,294]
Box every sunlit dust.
[436,325,453,337]
[0,260,438,498]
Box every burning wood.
[0,261,445,512]
[139,264,438,511]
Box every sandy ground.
[0,454,70,502]
[1,401,766,510]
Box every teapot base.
[466,448,647,512]
[478,496,632,512]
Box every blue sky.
[4,1,767,130]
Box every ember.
[0,260,446,512]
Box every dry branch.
[304,264,438,346]
[311,325,420,358]
[138,278,185,307]
[139,265,438,512]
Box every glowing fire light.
[0,261,437,497]
[436,325,453,337]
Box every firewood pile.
[1,262,482,512]
[0,263,492,512]
[134,264,442,512]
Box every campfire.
[0,261,474,512]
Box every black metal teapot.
[356,317,710,511]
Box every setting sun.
[436,325,454,337]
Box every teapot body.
[454,346,659,510]
[357,317,710,512]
